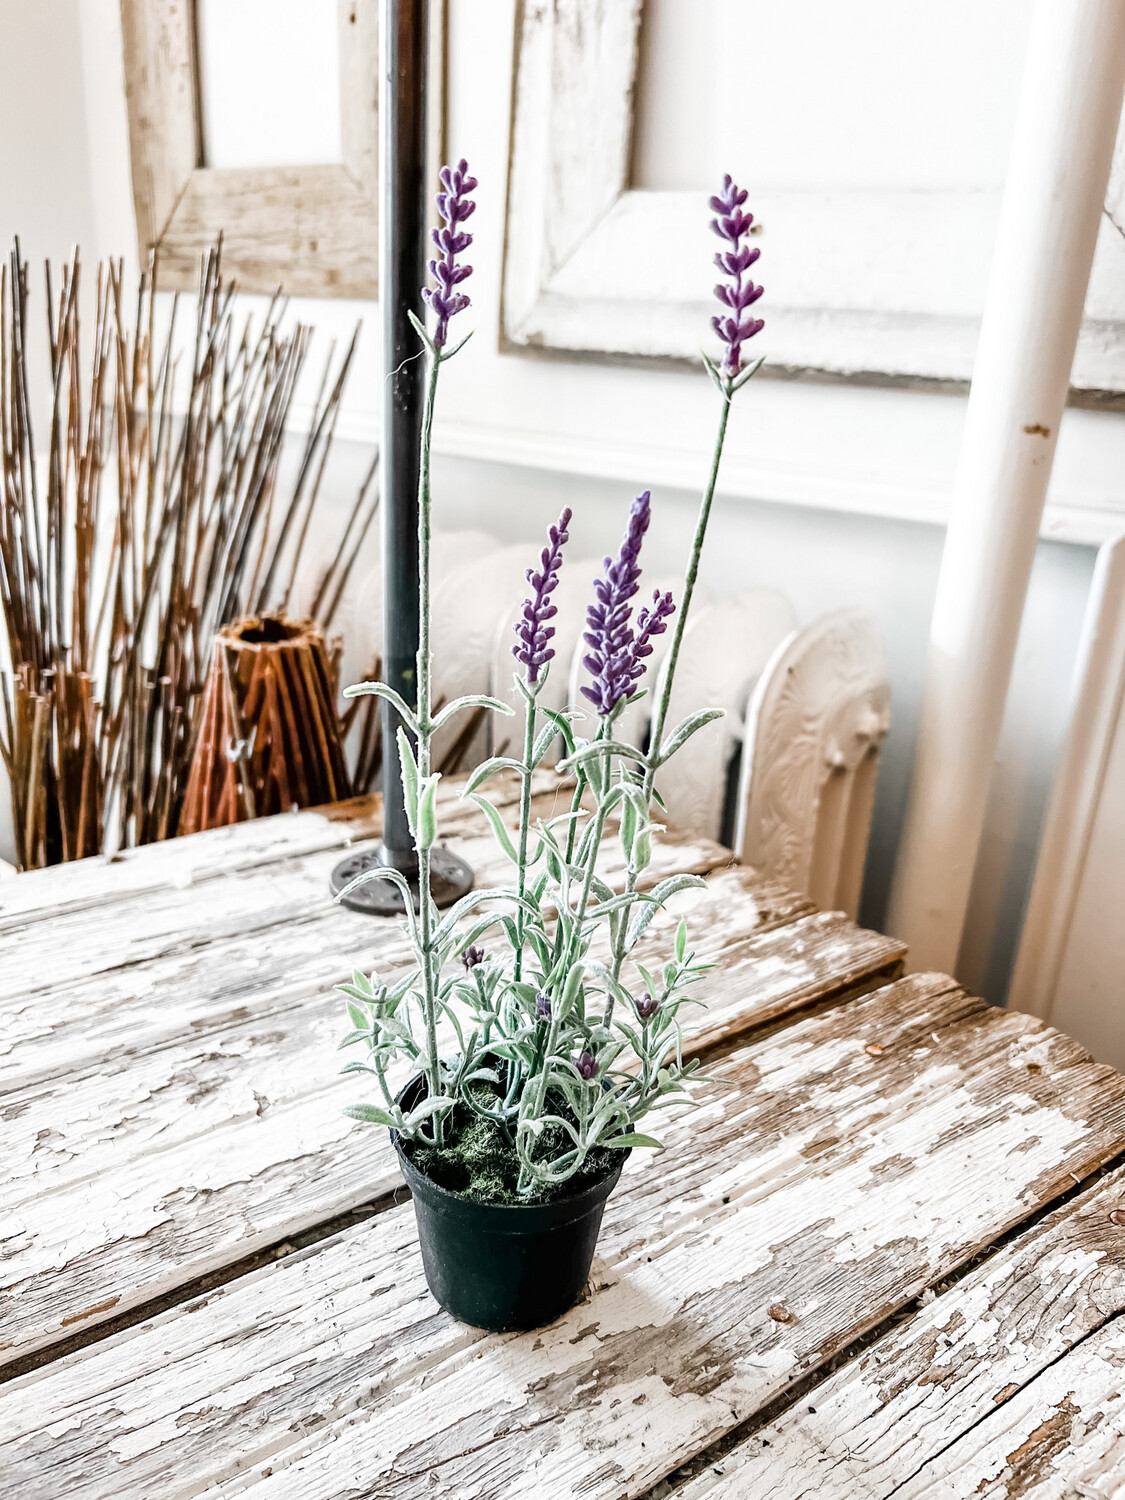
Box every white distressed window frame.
[119,0,444,298]
[502,0,1125,407]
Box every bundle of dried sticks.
[0,241,380,868]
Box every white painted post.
[886,0,1125,976]
[1008,533,1125,1022]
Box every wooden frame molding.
[502,0,1125,401]
[119,0,379,296]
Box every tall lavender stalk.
[339,171,764,1192]
[644,174,765,793]
[341,160,478,1138]
[600,175,765,1027]
[511,507,571,977]
[411,161,478,1119]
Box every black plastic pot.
[392,1074,627,1332]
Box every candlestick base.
[330,845,474,915]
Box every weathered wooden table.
[3,776,1125,1498]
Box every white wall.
[0,1,97,264]
[0,0,1117,1004]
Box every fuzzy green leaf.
[731,352,767,392]
[468,793,520,865]
[531,718,560,766]
[342,1103,399,1128]
[655,707,726,766]
[432,694,515,731]
[417,773,440,851]
[403,1096,456,1129]
[432,886,538,950]
[629,875,707,950]
[397,727,420,838]
[700,349,728,397]
[462,756,525,794]
[341,679,419,735]
[333,862,416,920]
[539,705,578,758]
[562,739,646,772]
[558,961,584,1021]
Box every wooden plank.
[677,1166,1125,1498]
[0,868,894,1369]
[119,0,197,250]
[159,164,380,299]
[0,797,741,1091]
[901,1319,1125,1497]
[0,770,558,932]
[3,978,1124,1498]
[0,778,725,1004]
[0,794,379,930]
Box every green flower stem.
[375,1058,397,1113]
[520,1001,565,1192]
[551,755,593,970]
[512,690,537,981]
[562,770,587,865]
[602,382,734,1029]
[645,386,732,790]
[415,346,443,1138]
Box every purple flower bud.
[460,944,485,970]
[422,159,477,348]
[575,1050,599,1081]
[512,507,572,683]
[582,492,651,717]
[709,175,764,378]
[581,498,676,717]
[635,991,660,1021]
[535,992,552,1020]
[631,589,676,664]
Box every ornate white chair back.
[651,590,797,843]
[734,607,890,918]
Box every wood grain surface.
[6,778,1123,1497]
[0,779,902,1369]
[3,976,1124,1497]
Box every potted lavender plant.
[338,162,765,1331]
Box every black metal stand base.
[330,845,474,915]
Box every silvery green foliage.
[337,166,763,1195]
[338,655,719,1192]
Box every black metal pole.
[379,0,428,876]
[331,0,473,913]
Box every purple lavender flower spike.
[575,1051,598,1080]
[423,159,477,348]
[582,493,675,717]
[581,492,650,716]
[709,174,764,378]
[512,506,572,684]
[632,589,676,670]
[635,991,660,1021]
[535,992,552,1020]
[460,944,484,970]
